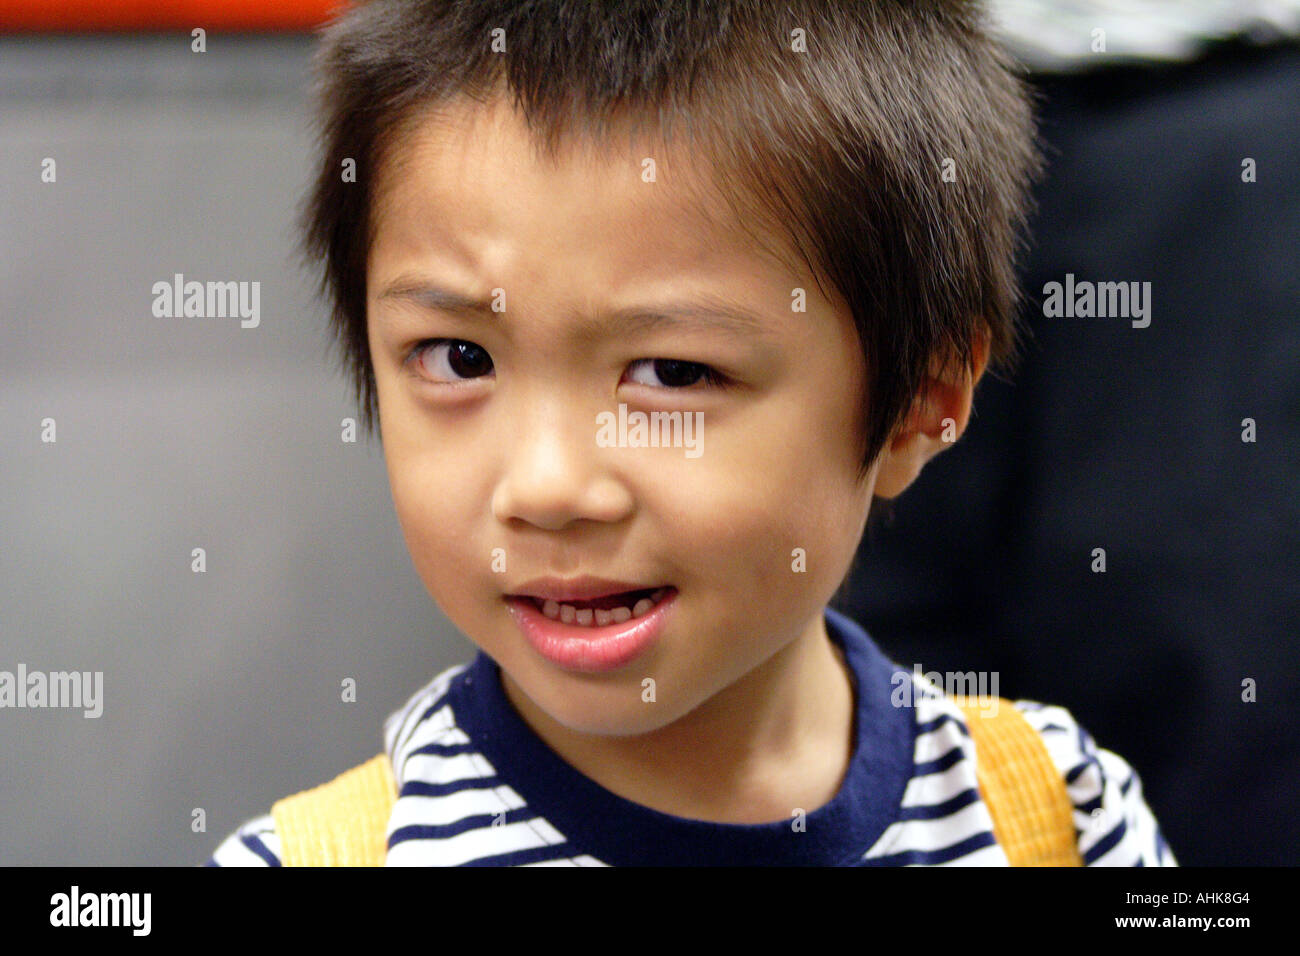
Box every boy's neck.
[499,612,856,825]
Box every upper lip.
[507,576,665,603]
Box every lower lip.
[505,589,677,673]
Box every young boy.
[208,0,1175,866]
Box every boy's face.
[366,92,881,736]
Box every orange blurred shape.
[0,0,351,31]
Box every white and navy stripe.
[207,608,1175,867]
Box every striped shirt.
[206,607,1176,866]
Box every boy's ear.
[872,329,990,500]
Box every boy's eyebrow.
[375,279,781,341]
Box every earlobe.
[871,331,989,501]
[872,419,940,500]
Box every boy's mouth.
[506,586,675,628]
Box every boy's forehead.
[371,92,803,283]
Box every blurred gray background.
[0,33,474,866]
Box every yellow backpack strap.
[952,697,1083,866]
[271,753,397,866]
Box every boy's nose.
[490,399,634,532]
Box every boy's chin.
[510,672,694,738]
[548,708,680,738]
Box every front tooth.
[542,599,561,619]
[553,601,647,626]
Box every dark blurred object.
[842,39,1300,866]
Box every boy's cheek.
[399,519,498,638]
[386,469,486,599]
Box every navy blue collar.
[445,606,915,865]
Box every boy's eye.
[409,339,494,382]
[624,358,727,390]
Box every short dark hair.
[299,0,1042,481]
